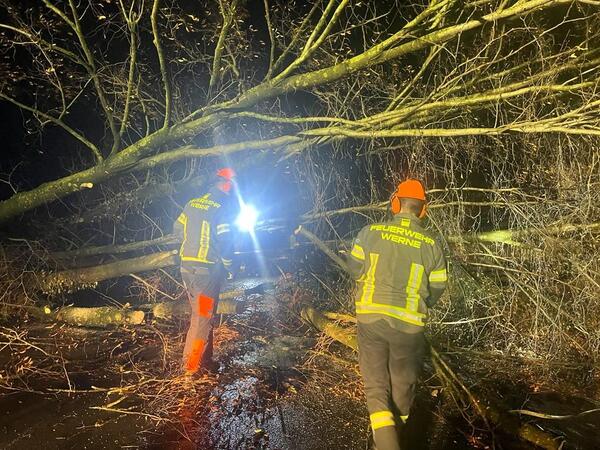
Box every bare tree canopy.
[0,0,597,222]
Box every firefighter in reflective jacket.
[173,168,236,375]
[347,179,448,450]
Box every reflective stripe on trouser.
[358,320,425,450]
[181,266,224,373]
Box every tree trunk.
[40,250,178,294]
[55,306,146,327]
[51,235,179,260]
[145,296,246,320]
[23,295,248,327]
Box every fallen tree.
[19,283,269,327]
[40,250,179,295]
[0,0,597,224]
[38,218,600,295]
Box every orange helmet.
[216,167,236,193]
[390,179,427,217]
[217,167,236,181]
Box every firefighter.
[173,168,237,375]
[347,179,448,450]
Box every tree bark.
[23,294,248,327]
[40,250,178,294]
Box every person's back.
[352,212,446,333]
[347,179,448,450]
[173,168,236,375]
[175,185,233,269]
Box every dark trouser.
[180,265,224,373]
[357,320,425,450]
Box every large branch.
[0,0,583,223]
[208,0,239,98]
[2,78,593,226]
[52,235,179,259]
[151,0,171,128]
[23,295,252,327]
[39,250,178,295]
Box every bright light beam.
[236,203,259,232]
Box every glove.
[226,270,235,281]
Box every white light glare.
[236,203,259,232]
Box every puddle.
[231,336,313,370]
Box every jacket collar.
[392,212,421,225]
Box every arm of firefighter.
[173,210,187,241]
[427,247,448,308]
[216,221,235,271]
[347,231,366,280]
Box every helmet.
[216,167,236,193]
[217,167,236,181]
[390,179,427,217]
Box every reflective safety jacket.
[173,187,234,270]
[349,213,447,332]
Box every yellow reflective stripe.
[370,411,394,421]
[429,268,447,283]
[177,213,187,225]
[400,218,410,227]
[359,253,379,304]
[400,415,409,423]
[216,223,230,235]
[350,244,365,260]
[181,256,215,264]
[356,303,425,326]
[197,220,210,262]
[406,263,424,312]
[370,410,395,430]
[221,258,233,267]
[179,212,189,257]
